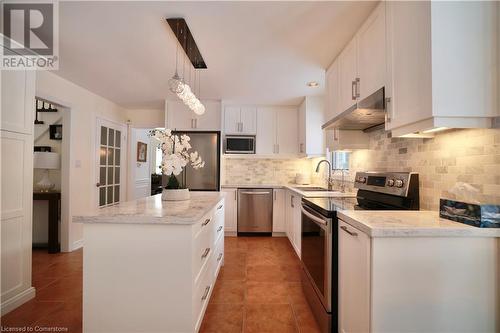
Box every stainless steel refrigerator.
[163,131,221,191]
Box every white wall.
[36,71,128,251]
[127,128,152,200]
[126,108,164,128]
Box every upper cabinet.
[0,63,35,135]
[338,37,358,112]
[223,105,257,135]
[357,2,386,100]
[256,106,298,156]
[385,1,499,136]
[298,96,325,157]
[165,100,221,130]
[325,59,341,121]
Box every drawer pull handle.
[217,253,223,262]
[201,286,211,300]
[217,226,223,232]
[201,247,211,259]
[217,204,223,210]
[202,219,211,226]
[340,225,358,237]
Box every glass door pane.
[98,125,122,207]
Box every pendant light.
[168,22,184,94]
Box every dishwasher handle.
[239,191,271,195]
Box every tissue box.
[439,199,500,228]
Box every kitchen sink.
[293,186,329,192]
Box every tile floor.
[200,237,321,333]
[1,237,320,333]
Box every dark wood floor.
[1,237,320,333]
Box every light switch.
[75,160,82,168]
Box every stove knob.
[395,179,404,188]
[387,179,395,187]
[358,176,366,183]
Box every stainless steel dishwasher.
[237,188,273,235]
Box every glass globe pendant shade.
[168,72,184,94]
[177,83,191,100]
[193,102,205,115]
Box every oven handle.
[301,205,328,227]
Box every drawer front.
[213,201,225,245]
[212,235,224,280]
[193,260,214,332]
[193,213,215,284]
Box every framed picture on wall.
[49,124,63,140]
[137,142,147,162]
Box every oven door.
[300,204,332,312]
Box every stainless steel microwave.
[224,136,255,154]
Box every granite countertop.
[73,192,225,225]
[221,184,357,198]
[338,210,500,238]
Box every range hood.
[322,87,386,132]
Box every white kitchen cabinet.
[325,59,341,122]
[339,220,371,333]
[276,107,298,155]
[222,188,237,233]
[272,189,285,233]
[338,216,498,333]
[298,96,325,156]
[285,190,301,258]
[385,1,499,136]
[339,37,358,113]
[256,107,298,156]
[165,100,221,130]
[325,128,369,151]
[256,107,276,155]
[357,2,386,100]
[223,105,257,135]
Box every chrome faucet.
[315,159,333,191]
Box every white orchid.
[149,129,205,180]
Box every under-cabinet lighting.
[422,127,449,134]
[307,81,319,87]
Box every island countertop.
[337,210,500,238]
[73,191,225,225]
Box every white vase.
[161,188,190,201]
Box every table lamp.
[34,151,60,192]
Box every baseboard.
[1,287,36,316]
[272,232,287,237]
[224,231,237,237]
[72,239,83,251]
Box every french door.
[96,119,126,207]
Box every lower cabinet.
[272,189,286,233]
[222,188,237,233]
[285,190,302,258]
[338,217,498,333]
[338,219,371,333]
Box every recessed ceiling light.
[307,81,319,87]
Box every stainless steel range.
[300,172,420,333]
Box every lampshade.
[34,152,60,170]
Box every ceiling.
[55,1,377,109]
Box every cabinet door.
[298,101,306,155]
[0,66,35,134]
[195,102,221,130]
[166,101,196,130]
[339,37,358,112]
[285,191,294,242]
[339,219,371,333]
[224,106,241,134]
[357,2,386,100]
[276,108,298,155]
[239,106,257,134]
[385,1,433,131]
[292,196,302,258]
[325,59,341,121]
[222,189,237,232]
[256,107,276,155]
[272,189,285,233]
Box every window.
[330,151,350,170]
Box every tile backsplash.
[347,128,500,210]
[222,157,325,185]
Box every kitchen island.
[74,192,226,333]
